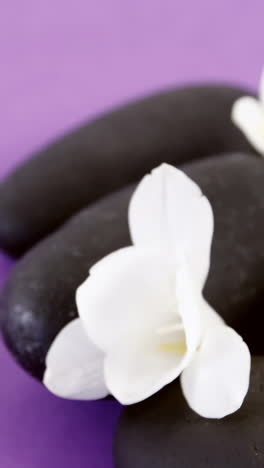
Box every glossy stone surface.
[114,357,264,468]
[0,85,255,256]
[1,152,264,381]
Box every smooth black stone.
[1,152,264,380]
[0,188,132,379]
[0,85,255,256]
[114,357,264,468]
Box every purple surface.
[0,1,263,467]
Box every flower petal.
[77,246,175,353]
[104,332,186,405]
[231,96,264,155]
[180,325,251,419]
[174,261,202,354]
[128,163,214,288]
[43,318,108,400]
[104,261,202,405]
[200,298,224,332]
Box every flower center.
[159,342,187,354]
[157,321,187,356]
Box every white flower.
[232,68,264,155]
[43,164,251,419]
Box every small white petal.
[129,163,214,288]
[231,96,264,155]
[157,322,184,334]
[200,298,224,332]
[43,318,108,400]
[104,331,186,405]
[180,324,251,419]
[77,247,175,353]
[174,261,202,354]
[104,262,202,405]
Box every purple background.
[0,1,263,467]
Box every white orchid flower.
[44,164,251,419]
[232,68,264,155]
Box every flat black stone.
[1,152,264,380]
[0,85,255,256]
[114,357,264,468]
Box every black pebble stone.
[0,85,255,256]
[1,152,264,380]
[114,357,264,468]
